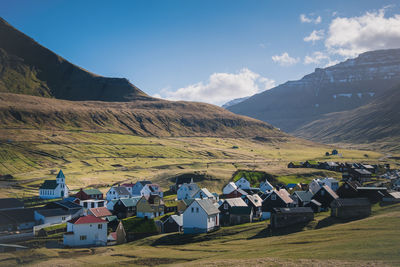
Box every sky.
[1,0,400,105]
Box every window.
[98,224,102,229]
[62,217,66,221]
[191,207,194,213]
[196,207,199,213]
[224,203,228,209]
[271,194,276,201]
[321,190,325,196]
[80,235,87,240]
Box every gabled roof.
[293,191,313,202]
[194,188,214,198]
[326,162,339,167]
[224,197,247,207]
[182,198,195,206]
[169,214,183,226]
[52,200,82,210]
[68,215,106,224]
[106,215,118,222]
[56,170,65,179]
[83,188,102,195]
[0,198,24,210]
[244,194,262,207]
[277,189,294,204]
[195,199,220,215]
[40,180,58,190]
[111,186,131,195]
[273,207,313,214]
[122,182,135,187]
[89,207,112,217]
[321,185,339,199]
[118,197,141,207]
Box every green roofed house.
[39,170,69,199]
[113,197,141,219]
[304,160,319,168]
[288,162,303,168]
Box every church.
[39,170,69,199]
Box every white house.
[121,182,135,195]
[183,199,220,234]
[259,180,274,193]
[106,186,131,201]
[177,183,199,200]
[235,177,251,190]
[63,215,107,247]
[309,178,339,194]
[131,181,152,196]
[79,199,106,210]
[140,184,163,198]
[222,182,237,195]
[192,188,215,200]
[39,170,69,199]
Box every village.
[0,148,399,251]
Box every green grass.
[3,204,400,266]
[122,217,158,234]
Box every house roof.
[137,181,152,186]
[195,188,214,198]
[354,169,372,175]
[273,207,313,214]
[106,215,118,222]
[52,200,82,210]
[290,162,303,166]
[343,181,361,190]
[286,183,297,189]
[356,187,387,191]
[244,194,262,207]
[89,207,112,217]
[68,215,106,224]
[39,180,58,190]
[146,184,161,192]
[181,198,195,206]
[277,189,294,204]
[35,208,73,217]
[389,192,400,199]
[309,199,322,206]
[321,185,339,199]
[195,199,220,215]
[169,214,183,226]
[332,198,370,207]
[56,170,65,179]
[293,191,313,202]
[112,186,131,195]
[224,198,248,207]
[83,188,102,195]
[118,197,141,207]
[180,182,200,192]
[122,182,135,187]
[326,162,339,167]
[0,208,35,223]
[306,160,319,165]
[0,198,24,210]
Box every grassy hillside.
[294,85,400,152]
[0,124,392,198]
[2,204,400,266]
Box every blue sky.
[1,0,400,105]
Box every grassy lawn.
[3,204,400,266]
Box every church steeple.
[56,169,65,184]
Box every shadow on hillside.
[315,216,367,229]
[249,222,310,240]
[150,232,214,246]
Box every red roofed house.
[63,215,107,247]
[88,207,112,219]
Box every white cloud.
[325,8,400,57]
[304,51,329,65]
[300,14,322,24]
[157,68,275,106]
[304,30,325,43]
[272,52,299,66]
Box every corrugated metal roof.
[196,199,220,215]
[225,197,247,207]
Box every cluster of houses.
[288,160,390,183]
[1,168,400,248]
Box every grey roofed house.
[169,214,183,227]
[196,199,220,215]
[292,191,313,203]
[114,186,131,195]
[0,198,24,211]
[354,169,372,175]
[194,188,214,199]
[244,194,262,207]
[224,198,248,207]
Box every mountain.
[0,18,284,139]
[293,84,400,150]
[227,49,400,132]
[0,92,284,138]
[222,96,250,108]
[0,17,149,101]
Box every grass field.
[0,128,396,198]
[1,203,399,266]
